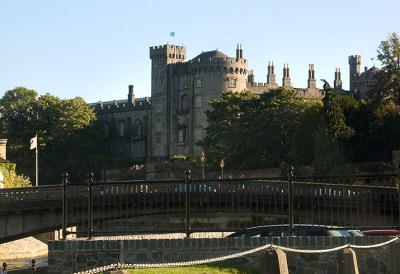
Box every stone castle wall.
[48,236,399,274]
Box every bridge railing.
[58,169,399,239]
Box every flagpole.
[35,135,38,187]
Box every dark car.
[226,224,343,238]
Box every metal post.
[220,159,225,179]
[200,151,205,179]
[35,145,38,186]
[87,172,94,239]
[62,173,68,240]
[287,166,294,236]
[31,259,36,273]
[397,163,400,228]
[185,169,191,238]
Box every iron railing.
[59,168,400,239]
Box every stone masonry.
[93,44,379,164]
[48,236,399,274]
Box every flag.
[30,135,37,150]
[170,32,175,37]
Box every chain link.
[74,237,399,274]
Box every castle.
[94,44,379,161]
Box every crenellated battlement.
[94,97,151,113]
[150,44,186,61]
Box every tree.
[369,32,400,104]
[0,163,31,188]
[312,81,354,174]
[200,90,258,170]
[201,88,307,170]
[0,87,106,184]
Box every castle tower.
[282,63,291,88]
[334,68,342,90]
[128,85,135,106]
[267,61,277,87]
[307,64,316,89]
[247,69,255,85]
[349,55,361,93]
[149,44,186,157]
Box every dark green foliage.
[0,87,116,184]
[312,81,354,174]
[369,32,400,104]
[201,83,400,174]
[201,89,312,171]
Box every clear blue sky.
[1,0,399,103]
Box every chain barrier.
[73,237,399,274]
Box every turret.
[282,63,291,88]
[236,44,240,60]
[247,69,255,85]
[267,61,276,86]
[128,85,135,106]
[334,68,342,90]
[307,64,316,89]
[149,44,186,158]
[349,55,361,93]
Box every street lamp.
[219,159,225,179]
[200,151,206,179]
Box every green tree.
[312,81,354,174]
[0,87,107,184]
[369,32,400,104]
[201,88,306,170]
[200,90,258,170]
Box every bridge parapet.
[0,172,399,243]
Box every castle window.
[194,127,203,140]
[178,127,187,143]
[118,120,125,137]
[155,134,161,143]
[180,77,188,89]
[134,119,143,137]
[196,79,203,88]
[104,123,109,138]
[181,95,190,113]
[229,78,237,88]
[195,95,202,108]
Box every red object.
[363,229,400,236]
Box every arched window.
[134,119,143,138]
[104,123,109,138]
[181,95,190,113]
[118,120,125,137]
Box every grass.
[126,264,257,273]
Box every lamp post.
[200,151,205,179]
[219,159,225,179]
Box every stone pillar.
[260,248,288,274]
[389,239,400,273]
[0,139,7,160]
[337,248,359,274]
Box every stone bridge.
[0,175,399,243]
